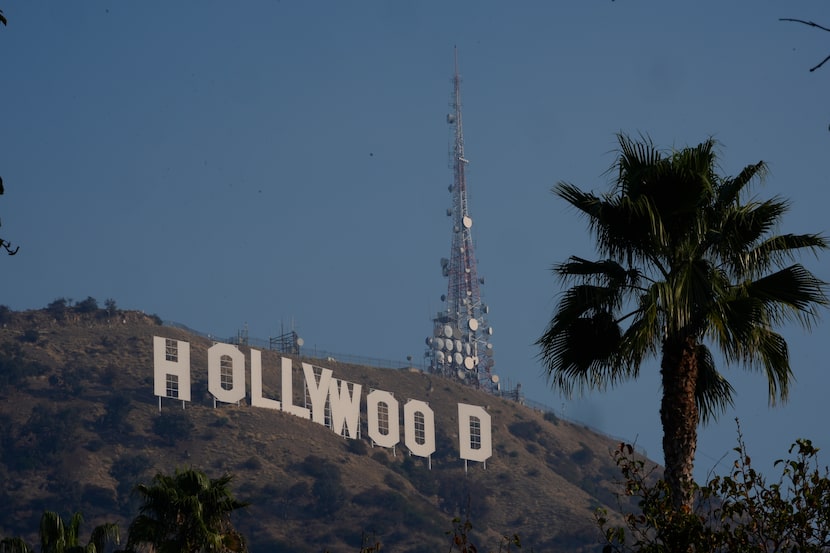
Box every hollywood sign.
[153,337,492,464]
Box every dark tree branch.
[780,18,830,72]
[780,18,830,34]
[808,54,830,73]
[1,239,18,256]
[0,178,17,255]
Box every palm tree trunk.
[660,335,699,511]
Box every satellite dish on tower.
[443,325,453,338]
[454,352,463,365]
[464,356,475,370]
[468,318,479,331]
[296,338,304,347]
[491,374,500,384]
[462,216,473,228]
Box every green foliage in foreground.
[599,427,830,552]
[127,468,249,553]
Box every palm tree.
[0,537,33,553]
[538,134,828,509]
[126,468,248,553]
[38,511,120,553]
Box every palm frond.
[748,264,829,326]
[87,524,120,553]
[737,233,828,276]
[748,329,792,404]
[694,345,734,423]
[716,161,767,208]
[0,538,34,553]
[537,310,632,396]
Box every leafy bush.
[19,329,39,343]
[10,404,82,470]
[98,392,134,434]
[286,481,309,500]
[241,456,263,470]
[570,444,595,465]
[0,305,11,325]
[543,411,559,425]
[75,296,99,313]
[295,455,343,480]
[312,471,347,517]
[46,298,68,320]
[152,409,194,446]
[508,420,542,440]
[0,342,47,386]
[81,484,117,511]
[383,473,405,489]
[347,438,368,455]
[598,428,830,552]
[211,416,231,428]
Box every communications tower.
[425,49,497,392]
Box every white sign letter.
[367,390,399,448]
[207,343,246,404]
[250,349,280,410]
[281,357,310,419]
[153,336,191,402]
[303,363,333,425]
[458,404,492,462]
[329,379,362,438]
[403,399,436,458]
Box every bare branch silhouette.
[0,178,17,256]
[781,17,830,72]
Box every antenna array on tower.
[425,49,497,393]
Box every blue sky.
[2,1,829,480]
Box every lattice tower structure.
[425,50,496,393]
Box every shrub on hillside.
[508,420,542,441]
[19,329,39,343]
[75,296,99,314]
[152,409,194,446]
[46,298,68,320]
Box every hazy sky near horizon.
[2,1,830,480]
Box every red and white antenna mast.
[425,48,497,392]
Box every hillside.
[0,305,644,552]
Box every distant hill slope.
[0,306,642,552]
